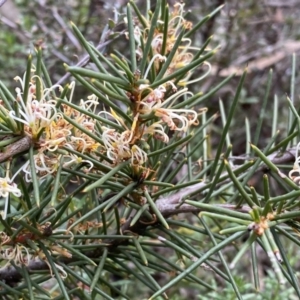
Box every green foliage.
[203,272,296,300]
[0,1,299,299]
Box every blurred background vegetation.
[1,0,300,299]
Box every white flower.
[289,142,300,184]
[0,162,22,220]
[0,177,21,198]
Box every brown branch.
[0,136,32,163]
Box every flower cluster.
[0,2,211,206]
[139,86,198,132]
[133,2,210,86]
[117,2,208,168]
[5,77,100,182]
[0,226,69,279]
[0,234,31,268]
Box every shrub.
[0,1,299,299]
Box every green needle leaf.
[148,231,245,299]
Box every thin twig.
[0,136,32,163]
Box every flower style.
[155,107,198,131]
[41,119,69,152]
[62,97,100,153]
[22,151,61,182]
[36,248,68,279]
[0,242,32,267]
[131,145,147,166]
[143,54,167,80]
[139,84,167,105]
